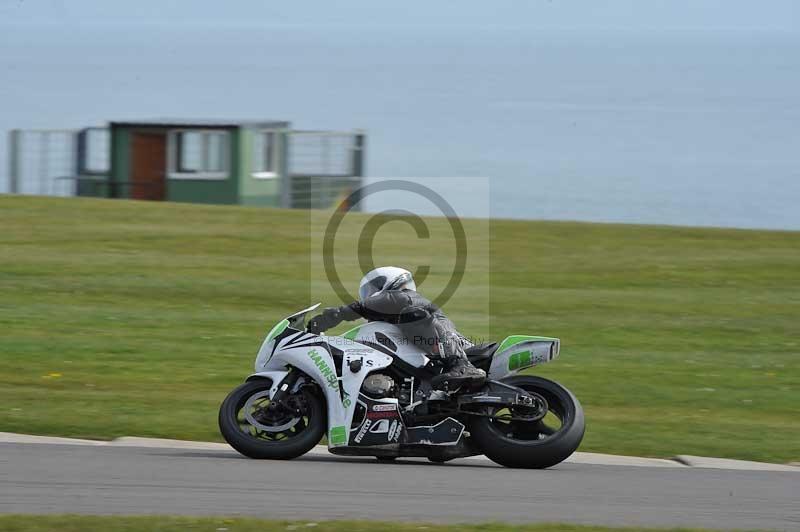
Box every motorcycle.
[219,304,584,468]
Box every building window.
[169,130,229,179]
[253,130,279,178]
[78,128,110,175]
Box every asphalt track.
[2,442,799,530]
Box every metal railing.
[285,130,365,210]
[7,128,110,197]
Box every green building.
[9,119,365,209]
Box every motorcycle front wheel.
[219,378,326,459]
[469,375,585,469]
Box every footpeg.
[428,390,448,401]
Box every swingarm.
[455,380,549,421]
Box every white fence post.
[8,129,21,194]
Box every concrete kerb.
[1,432,797,471]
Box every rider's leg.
[431,319,486,390]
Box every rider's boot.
[431,356,486,391]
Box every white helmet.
[358,266,416,301]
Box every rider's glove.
[306,316,323,334]
[307,307,342,334]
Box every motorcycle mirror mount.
[286,303,322,329]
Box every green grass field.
[0,515,736,532]
[1,196,798,462]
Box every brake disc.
[243,391,302,432]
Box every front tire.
[219,378,326,460]
[469,376,584,469]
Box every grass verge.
[0,515,738,532]
[0,196,798,462]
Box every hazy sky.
[1,0,799,31]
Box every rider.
[307,266,486,389]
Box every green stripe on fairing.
[508,350,533,371]
[497,334,558,353]
[342,325,361,340]
[266,319,289,343]
[329,425,347,445]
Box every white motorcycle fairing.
[341,321,431,368]
[250,304,395,447]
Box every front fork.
[269,369,302,407]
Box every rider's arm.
[345,291,430,323]
[308,291,417,333]
[337,302,363,321]
[307,303,361,333]
[312,296,399,330]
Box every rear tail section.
[488,335,560,378]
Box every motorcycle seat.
[465,342,499,370]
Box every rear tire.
[469,376,584,469]
[219,378,326,460]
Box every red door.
[130,133,167,200]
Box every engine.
[361,373,396,399]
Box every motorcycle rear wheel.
[469,375,584,469]
[219,378,326,459]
